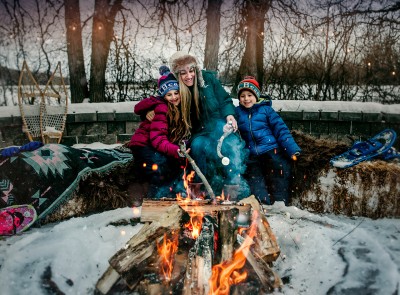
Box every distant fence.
[1,101,399,150]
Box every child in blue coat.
[234,76,301,205]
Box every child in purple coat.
[235,76,301,205]
[128,67,190,200]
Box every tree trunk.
[233,0,271,96]
[89,0,122,103]
[204,0,222,71]
[64,0,89,103]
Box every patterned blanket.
[0,144,132,222]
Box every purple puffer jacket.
[128,96,180,159]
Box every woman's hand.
[226,115,238,132]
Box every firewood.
[182,216,216,295]
[237,234,282,293]
[217,208,239,263]
[96,204,186,294]
[239,195,280,262]
[141,199,251,224]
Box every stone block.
[338,111,363,121]
[107,122,125,134]
[61,136,77,146]
[311,121,329,134]
[74,113,97,123]
[383,113,400,123]
[86,122,107,135]
[117,134,132,143]
[280,111,303,121]
[126,121,140,134]
[320,112,338,121]
[66,123,86,136]
[303,111,320,120]
[97,112,115,122]
[66,114,75,123]
[98,134,117,144]
[292,120,310,133]
[77,135,99,144]
[362,112,382,122]
[115,112,138,122]
[329,121,350,134]
[351,122,370,136]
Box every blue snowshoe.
[378,146,400,161]
[330,129,397,168]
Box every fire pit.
[96,195,282,294]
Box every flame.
[184,210,204,239]
[157,232,179,282]
[208,211,258,295]
[131,206,141,218]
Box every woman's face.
[164,90,181,106]
[239,90,257,108]
[179,65,196,87]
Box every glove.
[1,146,20,158]
[19,141,43,152]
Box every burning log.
[141,199,251,224]
[239,195,281,262]
[182,215,217,295]
[217,208,239,263]
[96,204,186,294]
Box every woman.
[128,66,189,200]
[168,52,249,198]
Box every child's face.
[179,65,196,87]
[164,90,181,106]
[239,90,257,108]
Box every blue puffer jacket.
[236,100,301,157]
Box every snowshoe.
[378,146,400,161]
[0,205,37,236]
[330,129,397,168]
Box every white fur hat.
[169,51,205,87]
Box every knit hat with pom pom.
[157,66,179,97]
[237,76,261,101]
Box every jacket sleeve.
[266,107,301,156]
[149,104,181,159]
[134,96,158,116]
[205,71,235,119]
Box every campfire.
[96,193,282,294]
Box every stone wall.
[1,108,400,149]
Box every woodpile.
[96,196,282,294]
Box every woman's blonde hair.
[177,68,201,126]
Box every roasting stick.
[179,141,216,201]
[217,121,233,165]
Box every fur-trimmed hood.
[169,51,205,87]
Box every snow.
[1,103,400,294]
[0,202,399,294]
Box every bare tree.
[204,0,222,71]
[233,0,271,95]
[64,0,89,103]
[89,0,123,103]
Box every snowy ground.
[0,202,399,295]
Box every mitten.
[19,141,43,152]
[0,146,20,158]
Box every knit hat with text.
[157,66,179,97]
[237,76,261,101]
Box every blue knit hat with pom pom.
[157,66,179,97]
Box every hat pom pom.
[159,65,170,76]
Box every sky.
[0,196,399,295]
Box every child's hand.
[226,115,238,132]
[146,110,155,121]
[292,152,300,161]
[223,122,234,133]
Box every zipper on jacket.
[248,112,260,155]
